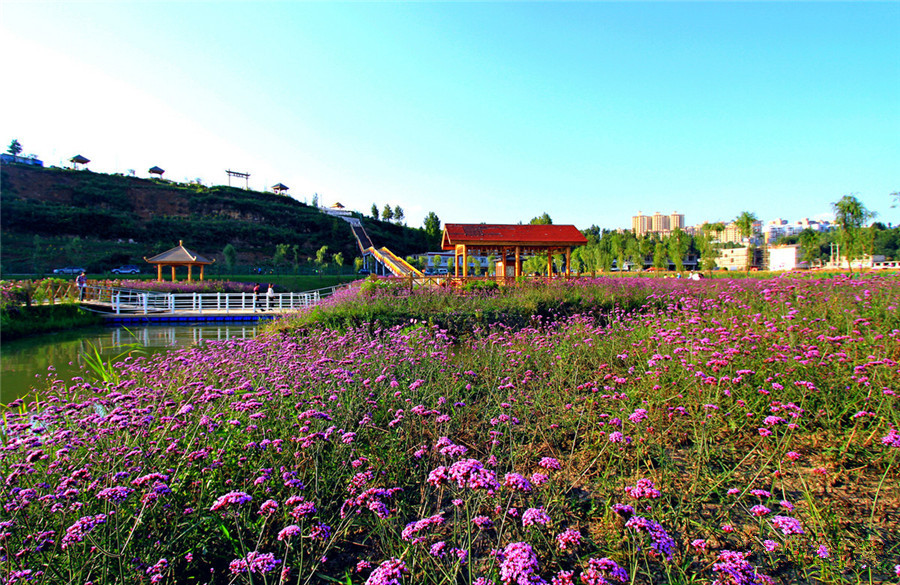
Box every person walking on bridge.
[76,271,87,301]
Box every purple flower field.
[1,275,898,584]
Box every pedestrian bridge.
[76,283,344,322]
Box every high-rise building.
[651,212,669,233]
[631,212,652,236]
[669,212,685,231]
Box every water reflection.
[1,324,260,403]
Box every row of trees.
[371,203,405,224]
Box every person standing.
[253,283,261,311]
[76,271,87,301]
[266,283,275,311]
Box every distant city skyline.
[1,2,897,230]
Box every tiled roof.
[145,241,214,264]
[442,224,587,249]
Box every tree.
[734,211,759,273]
[312,193,319,208]
[332,252,344,271]
[222,244,237,272]
[798,229,821,266]
[667,228,690,272]
[832,194,876,272]
[273,244,291,269]
[393,205,404,223]
[371,203,379,218]
[697,224,719,273]
[7,139,22,157]
[653,241,668,271]
[381,205,394,222]
[315,245,329,271]
[423,212,441,247]
[529,212,553,225]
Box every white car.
[53,267,87,275]
[111,265,141,274]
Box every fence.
[76,284,343,315]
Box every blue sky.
[2,2,897,231]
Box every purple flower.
[711,550,773,585]
[210,491,252,511]
[625,478,661,500]
[539,457,561,470]
[503,473,533,493]
[499,542,546,585]
[229,551,281,574]
[555,528,582,551]
[401,513,445,544]
[365,558,408,585]
[522,506,551,528]
[750,505,771,517]
[763,540,779,552]
[580,557,628,584]
[258,499,279,515]
[277,525,302,541]
[625,515,675,561]
[881,429,900,448]
[97,486,133,503]
[771,515,804,536]
[816,544,829,559]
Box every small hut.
[149,166,165,178]
[272,183,289,195]
[70,155,90,170]
[144,240,215,282]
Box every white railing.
[79,284,345,315]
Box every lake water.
[1,323,261,404]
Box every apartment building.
[632,211,685,237]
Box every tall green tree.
[734,211,759,273]
[222,243,237,272]
[832,194,876,272]
[529,212,553,225]
[798,229,821,266]
[653,241,668,271]
[667,228,690,272]
[371,203,379,218]
[332,252,344,271]
[315,245,329,271]
[393,205,405,223]
[7,139,22,156]
[423,212,442,248]
[381,205,394,222]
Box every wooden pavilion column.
[565,247,571,278]
[157,264,162,282]
[187,264,193,282]
[462,245,468,278]
[515,246,521,278]
[547,248,553,277]
[200,265,205,281]
[170,266,176,281]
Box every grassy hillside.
[0,163,431,274]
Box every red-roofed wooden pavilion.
[441,224,587,278]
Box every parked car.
[357,269,371,276]
[53,267,87,275]
[111,265,141,274]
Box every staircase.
[330,213,423,278]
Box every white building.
[768,244,803,271]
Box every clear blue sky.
[2,1,897,231]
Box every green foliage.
[7,138,22,156]
[462,279,499,293]
[529,212,553,225]
[832,194,876,271]
[0,304,102,342]
[222,243,237,270]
